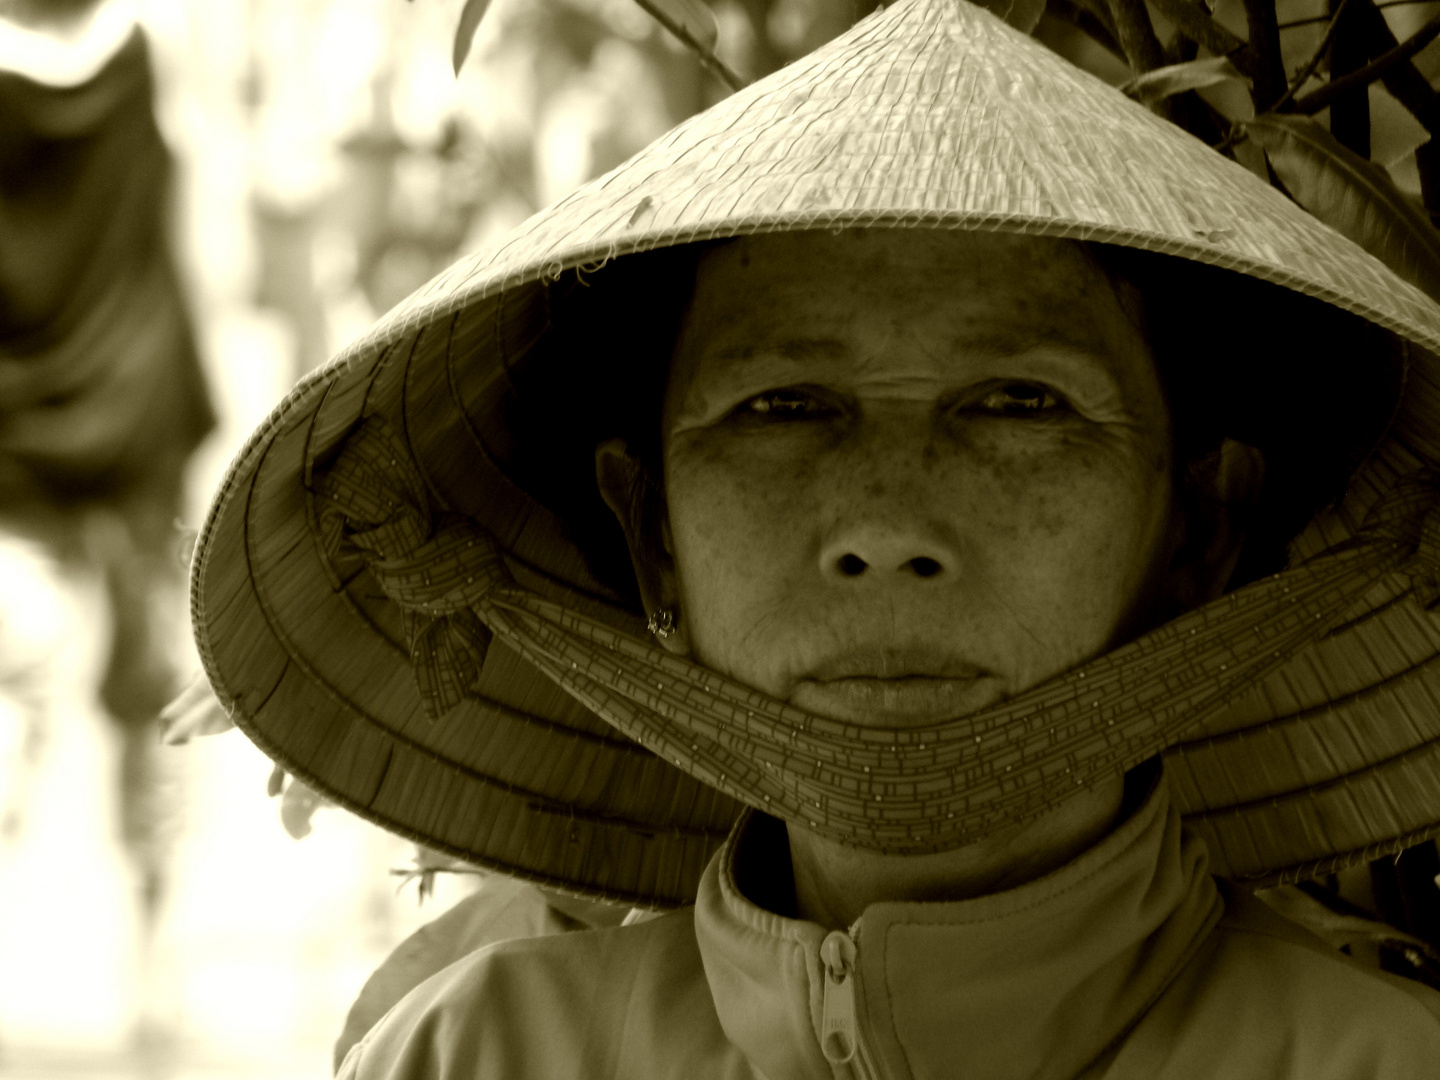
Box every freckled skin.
[661,229,1177,728]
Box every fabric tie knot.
[1355,468,1440,609]
[313,416,511,718]
[1410,505,1440,610]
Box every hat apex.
[356,0,1440,364]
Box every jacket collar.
[693,762,1222,1080]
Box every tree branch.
[1325,0,1371,156]
[1105,0,1167,73]
[1280,0,1440,30]
[1240,0,1288,108]
[1336,0,1440,132]
[1270,0,1355,112]
[631,0,745,92]
[1280,0,1440,220]
[1293,12,1440,116]
[1059,0,1124,50]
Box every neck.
[786,775,1128,929]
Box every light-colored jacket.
[339,773,1440,1079]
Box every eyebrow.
[957,329,1108,361]
[698,330,1124,400]
[708,338,849,364]
[712,330,1113,366]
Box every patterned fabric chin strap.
[314,417,1440,854]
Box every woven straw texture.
[194,0,1440,905]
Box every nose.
[820,526,954,581]
[816,410,963,583]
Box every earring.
[646,608,677,639]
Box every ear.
[1164,438,1266,613]
[595,438,690,654]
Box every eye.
[976,382,1065,416]
[735,388,832,419]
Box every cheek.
[663,436,819,680]
[969,433,1172,658]
[667,437,812,553]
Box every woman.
[194,0,1440,1074]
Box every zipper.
[820,928,858,1064]
[819,919,879,1077]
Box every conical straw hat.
[193,0,1440,905]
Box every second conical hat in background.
[193,0,1440,906]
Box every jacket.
[338,769,1440,1079]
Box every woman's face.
[657,229,1178,728]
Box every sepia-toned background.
[4,0,1440,1075]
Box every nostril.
[838,554,868,577]
[909,557,942,578]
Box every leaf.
[1370,84,1431,171]
[158,671,234,746]
[411,843,475,873]
[976,0,1047,34]
[452,0,492,76]
[279,776,330,839]
[1246,113,1440,302]
[1257,885,1440,963]
[1120,56,1250,106]
[644,0,719,52]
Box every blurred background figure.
[0,0,213,1067]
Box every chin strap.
[313,415,1440,854]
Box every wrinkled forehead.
[660,228,1163,429]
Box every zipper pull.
[819,929,858,1064]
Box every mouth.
[790,650,995,725]
[806,648,985,682]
